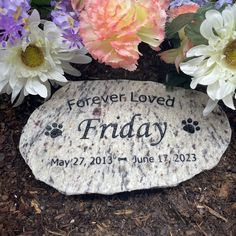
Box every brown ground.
[0,45,236,236]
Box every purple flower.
[56,0,74,12]
[51,0,83,49]
[215,0,233,9]
[193,0,209,6]
[170,0,207,8]
[170,0,233,9]
[0,0,30,47]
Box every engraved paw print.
[182,118,200,134]
[45,123,63,138]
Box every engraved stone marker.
[19,80,231,195]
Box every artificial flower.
[0,10,91,105]
[160,1,198,71]
[180,4,236,114]
[78,0,169,71]
[0,0,30,47]
[51,0,83,49]
[159,29,193,72]
[170,0,232,9]
[215,0,233,9]
[168,3,199,20]
[170,0,207,8]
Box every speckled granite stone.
[19,80,231,195]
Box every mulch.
[0,45,235,236]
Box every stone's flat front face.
[19,80,231,195]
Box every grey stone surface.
[19,80,231,195]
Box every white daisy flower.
[0,10,92,105]
[180,4,236,115]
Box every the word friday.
[78,114,167,146]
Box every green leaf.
[30,0,51,6]
[166,3,215,45]
[30,0,53,19]
[166,13,195,39]
[183,4,216,46]
[184,20,208,45]
[39,8,52,19]
[171,34,181,48]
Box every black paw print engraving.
[45,123,63,138]
[182,118,200,134]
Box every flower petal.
[222,8,235,36]
[25,79,48,98]
[48,71,68,83]
[180,56,208,76]
[222,93,235,110]
[13,90,26,107]
[29,10,41,28]
[200,10,223,41]
[190,77,203,89]
[11,80,24,103]
[31,80,48,98]
[186,45,212,57]
[195,67,219,86]
[65,54,92,64]
[0,80,8,92]
[203,99,218,116]
[44,80,52,100]
[216,82,236,100]
[25,80,37,96]
[62,62,81,77]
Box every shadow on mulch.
[0,45,235,236]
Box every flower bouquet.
[0,0,235,115]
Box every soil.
[0,45,236,236]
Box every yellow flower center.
[21,44,44,68]
[224,40,236,68]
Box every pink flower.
[78,0,169,71]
